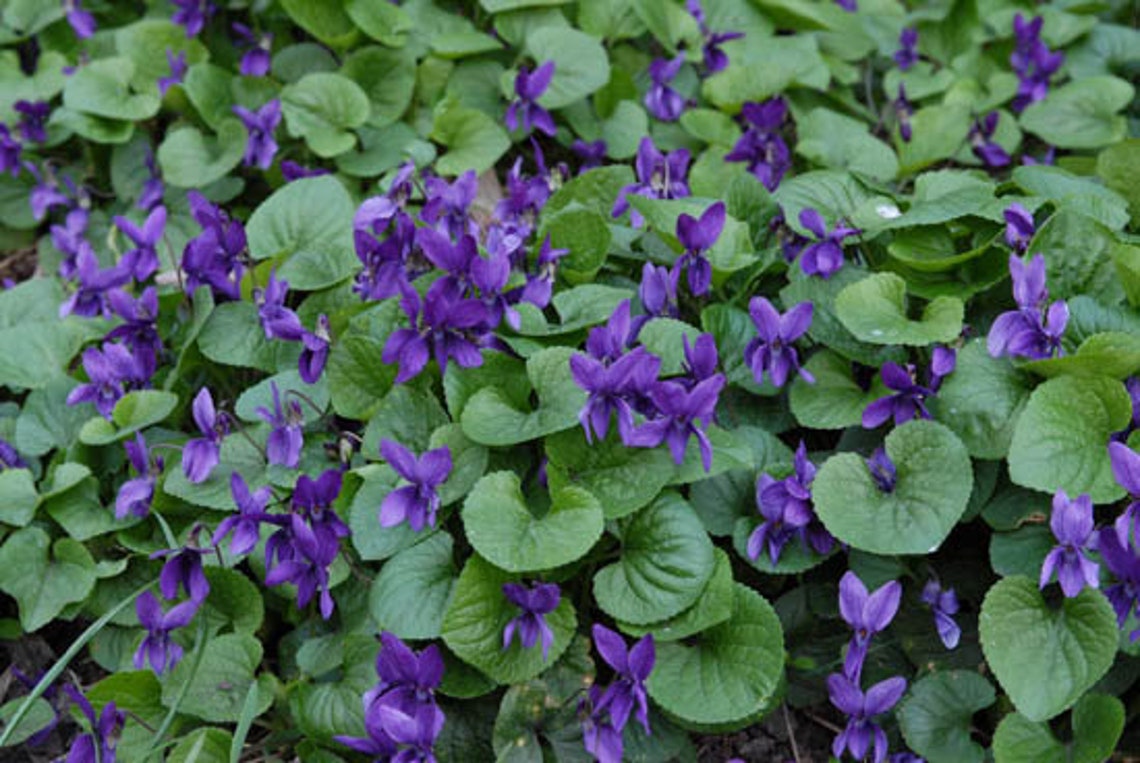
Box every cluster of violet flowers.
[862,346,956,429]
[571,299,726,471]
[1010,14,1064,113]
[747,442,835,566]
[579,625,656,763]
[335,632,446,761]
[357,158,575,384]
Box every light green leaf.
[702,35,828,109]
[370,532,457,639]
[1007,375,1130,503]
[539,203,611,280]
[646,584,784,728]
[618,547,735,642]
[162,633,272,724]
[115,20,208,92]
[1020,76,1134,150]
[345,0,412,46]
[1028,209,1125,304]
[835,272,963,346]
[897,671,996,763]
[167,728,232,763]
[0,468,37,527]
[789,349,887,429]
[525,28,610,110]
[247,175,356,270]
[279,0,359,47]
[442,554,577,684]
[979,576,1117,722]
[813,419,973,555]
[281,73,370,157]
[593,493,715,624]
[796,108,898,181]
[197,301,301,372]
[63,58,161,120]
[157,119,247,189]
[430,98,510,175]
[463,472,604,572]
[1014,165,1130,231]
[931,339,1033,460]
[0,527,96,632]
[78,390,179,446]
[341,46,416,126]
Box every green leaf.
[200,567,264,636]
[989,525,1053,580]
[545,427,675,520]
[163,434,267,511]
[345,0,412,46]
[430,98,510,176]
[700,303,771,394]
[460,347,585,446]
[247,175,356,274]
[370,532,457,639]
[795,108,898,181]
[789,349,887,429]
[0,319,101,389]
[341,46,416,126]
[538,203,611,279]
[162,633,272,723]
[897,671,996,763]
[430,424,489,507]
[78,390,178,445]
[197,301,300,372]
[327,302,401,419]
[931,339,1034,460]
[1007,375,1130,504]
[702,35,828,109]
[1013,165,1130,231]
[363,383,449,455]
[167,728,232,763]
[1020,76,1134,150]
[544,165,634,217]
[1097,139,1140,227]
[0,527,96,632]
[0,469,37,527]
[115,20,208,92]
[441,554,577,684]
[524,28,610,110]
[601,100,650,160]
[235,369,329,426]
[346,465,416,562]
[618,547,735,642]
[593,493,715,624]
[646,584,784,728]
[991,711,1066,763]
[0,697,56,748]
[813,419,974,555]
[1069,692,1127,763]
[63,58,161,120]
[182,63,234,130]
[774,170,872,236]
[1028,209,1125,304]
[835,272,964,346]
[157,119,247,189]
[463,472,604,573]
[279,0,359,48]
[980,576,1117,722]
[281,73,370,157]
[732,514,837,575]
[1021,331,1140,379]
[636,318,704,377]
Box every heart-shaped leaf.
[897,671,996,763]
[979,576,1117,722]
[369,532,457,640]
[789,349,888,429]
[462,471,604,572]
[835,272,964,346]
[813,419,973,555]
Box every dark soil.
[696,705,836,762]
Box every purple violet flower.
[256,382,304,468]
[152,542,211,603]
[798,208,860,278]
[134,591,198,674]
[639,262,681,320]
[835,0,857,10]
[420,171,478,240]
[612,137,691,227]
[0,125,21,177]
[59,247,138,319]
[382,280,491,383]
[66,343,145,419]
[1040,490,1099,598]
[14,100,50,143]
[571,346,662,446]
[280,160,329,182]
[0,439,26,470]
[725,98,791,191]
[64,0,97,38]
[254,270,304,342]
[1010,14,1064,113]
[116,433,162,520]
[572,139,607,172]
[113,205,166,281]
[232,23,272,77]
[138,150,165,211]
[894,84,914,143]
[969,112,1011,168]
[181,191,246,301]
[171,0,215,37]
[894,28,919,70]
[1098,526,1140,640]
[502,581,561,660]
[987,253,1068,360]
[591,624,655,735]
[675,201,724,296]
[181,387,228,483]
[828,673,908,763]
[63,685,124,763]
[686,0,744,74]
[52,208,90,277]
[233,100,281,171]
[26,162,72,220]
[157,49,188,96]
[506,61,556,136]
[628,374,726,471]
[645,55,688,122]
[213,472,271,556]
[862,362,936,428]
[1003,203,1035,253]
[299,314,331,384]
[748,442,833,565]
[580,685,624,763]
[1109,441,1140,549]
[379,439,452,532]
[743,297,814,388]
[865,447,898,493]
[920,579,961,650]
[839,570,902,682]
[106,287,163,376]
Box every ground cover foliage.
[1,0,1140,760]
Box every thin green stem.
[144,614,208,761]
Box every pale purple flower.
[157,49,187,96]
[379,439,452,532]
[743,297,814,388]
[59,246,138,319]
[299,314,331,384]
[420,171,478,239]
[1003,203,1035,253]
[1010,14,1064,113]
[969,112,1011,168]
[920,580,961,650]
[987,254,1068,360]
[639,262,680,320]
[232,23,272,77]
[256,382,303,468]
[612,137,690,227]
[115,433,162,520]
[798,208,860,279]
[828,673,908,763]
[64,0,97,38]
[675,201,724,296]
[134,592,198,674]
[106,287,163,376]
[645,55,688,122]
[213,472,271,556]
[66,343,146,418]
[839,570,902,682]
[592,624,654,735]
[254,270,304,341]
[171,0,214,37]
[113,205,166,281]
[502,581,561,660]
[506,61,556,136]
[1040,490,1099,598]
[725,98,790,191]
[181,387,227,483]
[233,100,281,170]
